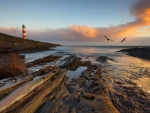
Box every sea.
[22,46,150,78]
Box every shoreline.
[118,47,150,61]
[0,36,150,113]
[0,32,60,54]
[0,51,150,113]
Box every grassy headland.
[0,32,60,53]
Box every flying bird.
[103,36,113,41]
[121,37,126,43]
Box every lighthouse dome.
[22,25,25,28]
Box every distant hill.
[0,32,60,53]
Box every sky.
[0,0,150,46]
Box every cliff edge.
[0,32,60,53]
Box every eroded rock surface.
[60,64,149,113]
[0,53,27,79]
[0,66,68,113]
[64,65,119,113]
[27,55,61,67]
[109,76,150,113]
[58,55,81,71]
[1,55,150,113]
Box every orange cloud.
[67,0,150,39]
[68,25,98,38]
[0,0,150,45]
[142,8,150,23]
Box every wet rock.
[18,54,25,59]
[67,82,84,94]
[44,99,63,113]
[67,83,80,92]
[71,77,86,87]
[0,66,68,113]
[63,93,81,108]
[58,55,81,71]
[118,47,150,60]
[87,65,99,71]
[27,55,61,67]
[97,56,115,62]
[109,76,150,113]
[57,104,69,113]
[70,108,76,113]
[97,56,108,62]
[75,96,118,113]
[80,61,91,66]
[81,70,92,78]
[82,93,96,100]
[1,52,149,113]
[63,65,119,113]
[0,53,27,79]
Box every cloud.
[66,0,150,40]
[0,0,150,45]
[67,0,150,39]
[68,25,98,38]
[130,0,150,24]
[0,27,21,37]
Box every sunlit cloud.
[66,0,150,39]
[68,25,98,38]
[0,0,150,45]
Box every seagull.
[103,36,113,41]
[121,37,126,43]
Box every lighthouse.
[22,25,26,39]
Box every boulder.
[58,55,81,71]
[80,61,91,66]
[97,56,115,62]
[0,53,27,79]
[97,56,108,62]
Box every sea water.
[23,45,150,77]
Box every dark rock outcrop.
[97,56,108,62]
[58,55,81,71]
[57,55,92,71]
[0,53,27,79]
[97,56,115,62]
[118,47,150,60]
[80,61,91,66]
[27,55,62,67]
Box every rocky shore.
[0,51,150,113]
[0,32,61,80]
[0,35,150,113]
[118,47,150,60]
[0,32,60,54]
